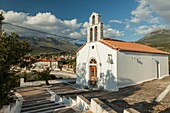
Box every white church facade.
[76,12,169,91]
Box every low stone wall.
[4,99,23,113]
[124,108,140,113]
[4,92,23,113]
[91,98,117,113]
[50,71,76,78]
[54,93,140,113]
[77,95,90,111]
[20,78,76,87]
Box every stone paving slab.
[54,108,76,113]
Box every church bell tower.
[87,12,103,42]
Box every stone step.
[50,86,73,90]
[54,107,77,113]
[17,88,46,93]
[21,102,60,112]
[21,104,65,113]
[39,107,72,113]
[56,90,86,95]
[82,110,93,113]
[22,100,52,108]
[23,94,50,100]
[22,97,50,105]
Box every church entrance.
[156,61,160,79]
[89,59,97,88]
[90,66,97,84]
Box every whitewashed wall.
[117,51,169,88]
[37,61,50,67]
[76,42,118,91]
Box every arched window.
[90,59,97,64]
[90,28,93,42]
[92,15,95,25]
[94,26,97,41]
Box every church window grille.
[90,59,97,64]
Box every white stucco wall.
[117,51,169,88]
[77,42,169,91]
[51,61,58,68]
[76,42,118,91]
[35,61,58,69]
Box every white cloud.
[80,22,89,36]
[25,12,57,26]
[124,19,132,31]
[82,22,89,28]
[0,10,124,41]
[109,20,122,24]
[80,28,87,36]
[149,0,170,28]
[2,10,27,24]
[104,25,124,38]
[69,31,81,38]
[130,0,160,24]
[0,10,82,38]
[130,17,140,23]
[63,19,82,30]
[149,17,159,24]
[135,24,165,35]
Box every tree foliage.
[37,69,51,85]
[0,12,4,23]
[0,13,31,107]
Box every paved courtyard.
[14,76,170,113]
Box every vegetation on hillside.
[137,29,170,52]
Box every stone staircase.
[17,90,117,113]
[19,91,118,113]
[21,98,66,113]
[14,83,119,113]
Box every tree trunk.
[45,79,50,85]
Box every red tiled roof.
[39,59,58,62]
[39,60,50,62]
[76,38,169,55]
[100,38,169,55]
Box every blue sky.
[0,0,170,43]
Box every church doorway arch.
[89,58,97,88]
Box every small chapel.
[76,12,169,91]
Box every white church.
[76,12,169,91]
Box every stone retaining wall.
[20,78,76,87]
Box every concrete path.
[155,84,170,102]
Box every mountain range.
[19,37,80,54]
[137,29,170,53]
[20,29,170,55]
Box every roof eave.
[119,49,169,55]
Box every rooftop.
[77,38,169,54]
[100,38,169,54]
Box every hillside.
[137,29,170,52]
[19,37,79,54]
